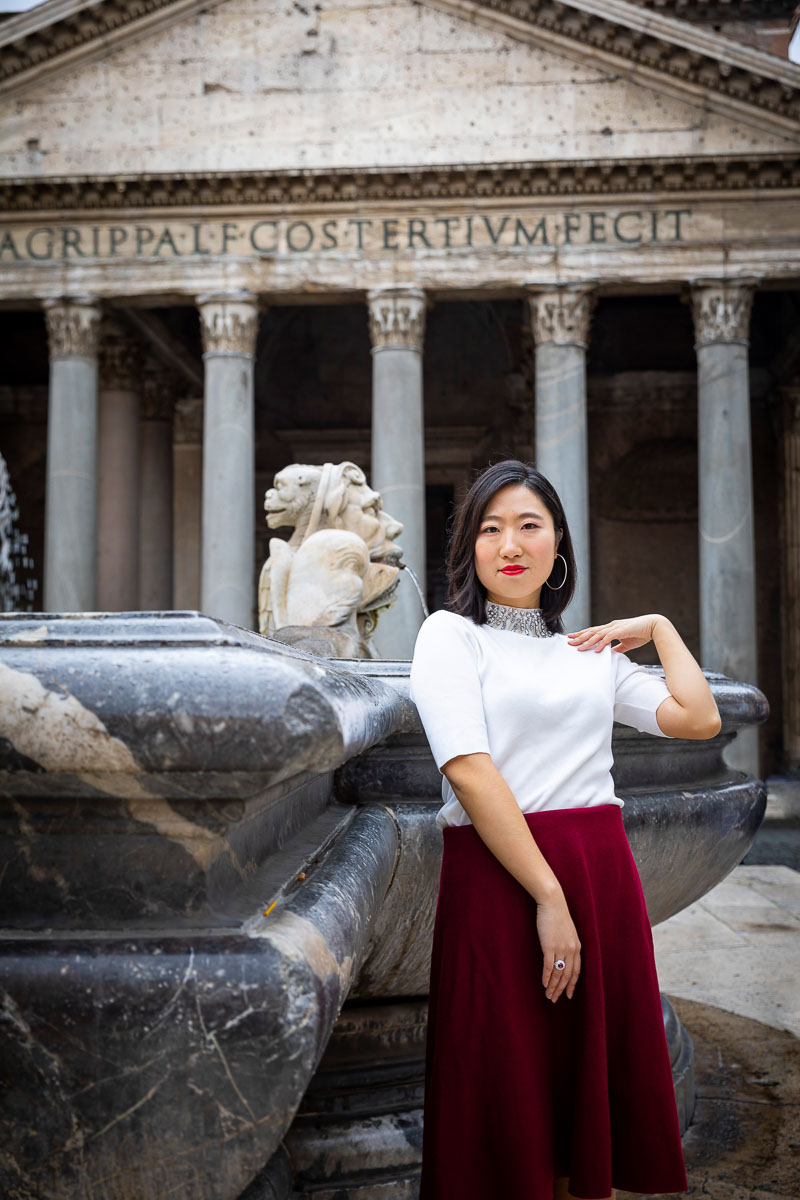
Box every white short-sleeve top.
[409,608,675,831]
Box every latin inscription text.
[0,209,692,262]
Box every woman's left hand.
[567,614,662,653]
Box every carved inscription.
[0,209,692,262]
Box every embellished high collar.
[484,600,554,638]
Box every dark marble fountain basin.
[0,611,769,1200]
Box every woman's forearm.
[651,615,721,734]
[443,752,564,904]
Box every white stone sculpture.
[258,462,403,658]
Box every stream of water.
[1,451,37,612]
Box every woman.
[409,459,720,1200]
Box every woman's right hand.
[536,894,582,1003]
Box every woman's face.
[473,483,562,609]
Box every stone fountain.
[0,459,770,1199]
[0,608,768,1199]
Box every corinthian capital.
[197,291,260,357]
[690,278,758,348]
[43,296,101,359]
[367,286,427,352]
[527,285,596,349]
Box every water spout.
[399,561,429,619]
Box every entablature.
[1,154,799,212]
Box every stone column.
[172,398,203,611]
[691,277,759,776]
[527,284,596,633]
[197,291,259,630]
[139,364,175,610]
[98,321,141,612]
[367,285,428,660]
[43,296,101,612]
[780,384,800,771]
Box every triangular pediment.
[0,0,798,188]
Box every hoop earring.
[544,553,568,590]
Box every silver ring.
[554,959,566,970]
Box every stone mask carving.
[257,462,403,658]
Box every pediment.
[2,0,799,130]
[0,0,798,191]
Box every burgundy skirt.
[419,803,689,1200]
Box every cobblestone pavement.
[619,996,800,1200]
[619,776,800,1200]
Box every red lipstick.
[500,566,526,575]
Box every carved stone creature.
[258,462,403,658]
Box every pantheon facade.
[0,0,799,775]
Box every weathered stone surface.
[3,194,799,300]
[0,807,399,1200]
[0,0,795,181]
[0,0,798,306]
[528,284,596,631]
[258,460,402,656]
[0,612,403,928]
[0,612,405,1199]
[368,287,429,659]
[41,298,101,613]
[0,614,771,1199]
[691,278,759,775]
[198,292,259,630]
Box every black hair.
[444,459,577,634]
